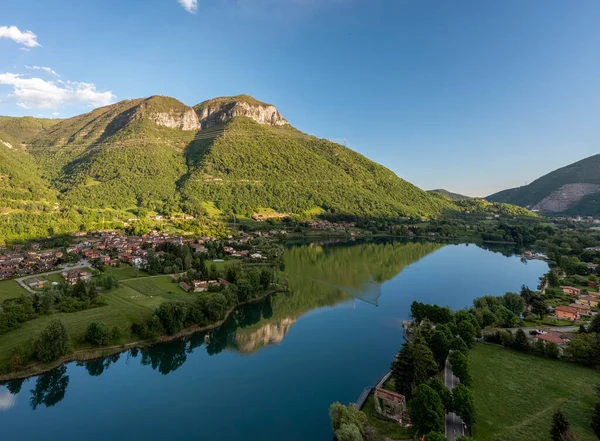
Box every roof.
[374,388,406,404]
[555,305,580,314]
[536,332,564,345]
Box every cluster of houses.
[62,270,92,285]
[0,244,64,280]
[554,285,600,321]
[306,220,356,231]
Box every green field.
[471,343,600,441]
[0,274,205,367]
[0,279,29,302]
[122,276,200,302]
[103,265,150,280]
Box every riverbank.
[0,287,286,382]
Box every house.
[568,303,592,316]
[535,332,564,345]
[555,305,581,321]
[179,282,192,292]
[65,270,80,285]
[588,281,598,288]
[560,286,581,296]
[191,244,207,254]
[373,388,407,424]
[192,280,208,292]
[576,296,599,308]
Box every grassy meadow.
[470,343,600,441]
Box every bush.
[85,321,109,346]
[35,320,69,362]
[110,326,122,342]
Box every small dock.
[355,387,372,409]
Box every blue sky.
[1,0,599,196]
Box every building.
[576,295,599,308]
[192,280,208,292]
[568,303,592,316]
[560,286,581,296]
[555,306,580,321]
[179,282,192,292]
[373,388,407,424]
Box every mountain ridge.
[487,154,600,215]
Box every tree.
[329,402,367,435]
[550,410,571,441]
[513,328,530,352]
[520,285,535,304]
[449,351,471,386]
[335,423,362,441]
[500,330,515,348]
[534,338,546,356]
[429,330,452,369]
[424,432,447,441]
[457,320,477,348]
[408,384,445,435]
[72,279,88,300]
[531,298,549,320]
[392,338,438,398]
[588,314,600,334]
[428,378,453,412]
[154,301,186,335]
[545,342,560,359]
[85,321,109,346]
[35,320,69,362]
[452,383,476,426]
[452,337,469,356]
[503,292,526,315]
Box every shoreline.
[0,287,285,382]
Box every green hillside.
[0,116,61,142]
[487,154,600,215]
[180,117,455,218]
[427,189,470,200]
[0,130,57,204]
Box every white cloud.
[52,111,60,116]
[26,65,59,76]
[0,390,16,411]
[0,25,40,48]
[0,72,116,110]
[178,0,198,13]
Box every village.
[0,228,288,283]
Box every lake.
[0,241,548,441]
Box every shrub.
[85,321,109,346]
[35,320,69,362]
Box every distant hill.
[487,154,600,215]
[427,189,470,201]
[0,116,61,142]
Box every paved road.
[444,358,466,441]
[15,260,91,293]
[504,325,580,333]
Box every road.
[15,260,91,293]
[444,358,466,441]
[504,325,579,333]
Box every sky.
[1,0,599,196]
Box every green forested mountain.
[487,154,600,215]
[0,94,532,240]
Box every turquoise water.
[0,241,547,441]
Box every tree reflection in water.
[30,365,69,410]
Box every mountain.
[20,94,455,220]
[487,154,600,215]
[427,189,470,200]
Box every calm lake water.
[0,241,547,441]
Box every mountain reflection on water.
[1,240,507,412]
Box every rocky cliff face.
[194,95,289,130]
[232,318,296,354]
[146,107,200,131]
